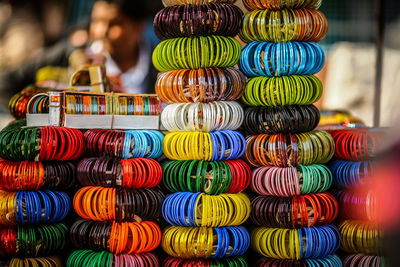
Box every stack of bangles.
[154,3,243,39]
[240,9,327,43]
[336,189,376,221]
[162,226,250,259]
[0,190,71,225]
[77,157,162,188]
[250,193,338,228]
[339,220,382,254]
[251,225,340,260]
[163,130,246,161]
[84,129,164,158]
[161,0,237,6]
[155,67,246,103]
[162,159,251,194]
[250,165,332,196]
[70,220,161,254]
[152,36,241,71]
[0,160,75,191]
[3,257,62,267]
[163,192,251,227]
[163,257,248,267]
[328,160,373,188]
[0,223,68,257]
[67,251,159,267]
[239,41,325,77]
[243,105,320,134]
[8,86,47,119]
[242,75,323,106]
[244,131,335,167]
[0,126,84,161]
[328,129,383,161]
[242,0,322,10]
[256,255,342,267]
[26,93,49,114]
[343,254,384,267]
[73,186,164,221]
[161,101,244,132]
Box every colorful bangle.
[153,36,241,72]
[242,75,322,107]
[239,41,325,77]
[162,0,236,6]
[155,67,246,104]
[163,192,251,227]
[73,186,165,221]
[328,160,374,188]
[163,257,248,267]
[26,93,49,114]
[242,0,322,11]
[336,189,376,222]
[251,193,339,228]
[8,85,47,119]
[162,226,250,259]
[244,131,335,168]
[161,101,244,132]
[343,254,384,267]
[5,257,62,267]
[251,225,340,260]
[243,105,320,134]
[256,255,342,267]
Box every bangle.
[154,3,243,40]
[251,165,332,196]
[162,0,236,6]
[8,85,47,119]
[243,105,320,134]
[343,254,384,267]
[242,75,322,107]
[0,160,75,191]
[163,257,248,266]
[161,101,244,132]
[162,226,250,259]
[155,67,246,104]
[70,220,162,254]
[67,250,159,267]
[77,158,162,188]
[163,131,246,161]
[240,9,327,43]
[244,131,335,168]
[84,130,164,159]
[73,186,165,221]
[6,257,62,267]
[257,255,342,267]
[162,192,251,227]
[329,129,384,161]
[242,0,322,11]
[153,36,241,71]
[26,93,49,114]
[0,223,68,257]
[336,189,376,222]
[239,42,325,77]
[251,225,340,260]
[328,160,374,188]
[250,193,339,228]
[339,220,382,255]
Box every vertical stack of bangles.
[153,0,252,265]
[328,129,384,266]
[66,129,165,266]
[0,122,84,265]
[238,0,342,266]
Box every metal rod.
[374,0,385,127]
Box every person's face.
[90,1,144,58]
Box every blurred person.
[0,0,159,108]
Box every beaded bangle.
[328,160,374,188]
[243,105,320,134]
[163,130,246,161]
[242,0,322,11]
[162,159,251,194]
[250,193,339,228]
[77,157,162,188]
[84,129,164,159]
[162,0,236,6]
[257,255,343,267]
[337,189,376,221]
[154,3,243,40]
[242,75,322,107]
[8,85,47,119]
[67,251,159,267]
[155,67,246,104]
[163,192,251,227]
[73,186,164,221]
[164,257,248,267]
[244,131,335,168]
[0,223,68,257]
[161,101,244,132]
[70,220,161,254]
[239,41,325,77]
[153,36,241,72]
[6,257,62,267]
[251,225,340,260]
[343,254,384,267]
[0,160,75,191]
[162,226,250,259]
[251,165,333,196]
[339,220,382,255]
